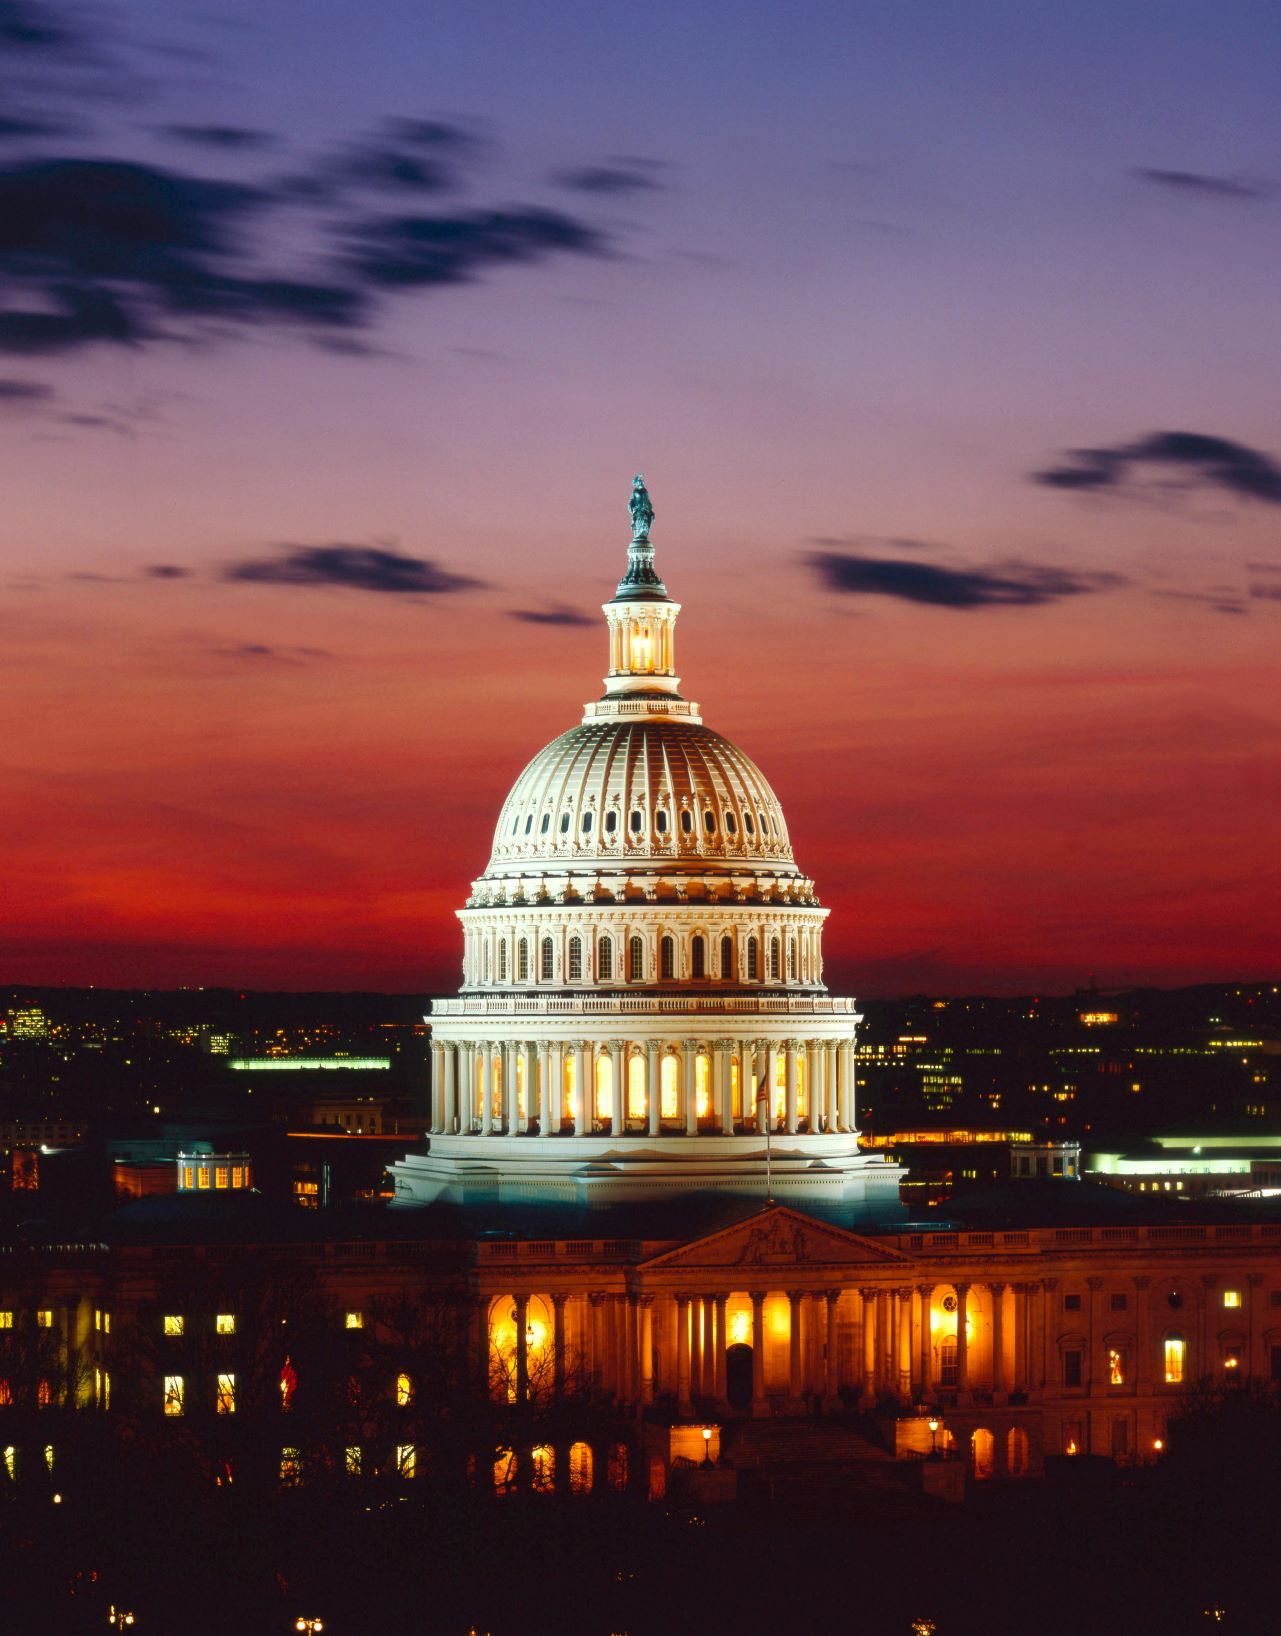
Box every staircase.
[720,1415,912,1505]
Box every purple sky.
[2,0,1279,994]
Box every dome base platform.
[389,1134,904,1216]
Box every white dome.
[483,713,800,883]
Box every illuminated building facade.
[391,481,900,1212]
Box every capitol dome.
[391,477,901,1215]
[483,715,802,887]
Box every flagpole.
[758,1073,773,1207]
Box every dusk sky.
[2,0,1279,996]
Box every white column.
[608,1042,623,1135]
[646,1041,660,1137]
[826,1041,839,1133]
[805,1041,821,1129]
[430,1040,445,1133]
[683,1039,699,1136]
[716,1040,734,1136]
[523,1043,537,1133]
[460,1042,476,1131]
[784,1040,799,1135]
[755,1039,771,1132]
[547,1042,563,1134]
[442,1043,457,1134]
[537,1040,552,1137]
[572,1041,589,1134]
[480,1044,494,1135]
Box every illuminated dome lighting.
[390,478,902,1215]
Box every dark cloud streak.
[1133,167,1268,200]
[807,549,1125,609]
[1034,431,1281,504]
[224,543,484,596]
[509,604,593,626]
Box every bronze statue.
[629,474,654,542]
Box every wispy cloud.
[508,603,594,626]
[1132,167,1269,201]
[223,543,484,596]
[806,543,1124,609]
[1033,431,1281,505]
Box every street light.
[701,1427,713,1468]
[107,1610,136,1630]
[927,1415,940,1458]
[295,1621,324,1634]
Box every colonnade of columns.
[431,1035,860,1138]
[482,1279,1064,1416]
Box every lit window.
[1108,1348,1127,1387]
[0,1380,11,1406]
[231,1166,245,1188]
[0,1313,11,1329]
[345,1311,363,1330]
[164,1314,184,1337]
[279,1357,296,1411]
[2,1446,13,1480]
[280,1447,301,1484]
[1223,1348,1242,1373]
[1164,1337,1185,1384]
[216,1374,236,1414]
[216,1314,236,1335]
[214,1166,229,1190]
[396,1371,413,1407]
[182,1166,194,1188]
[1223,1290,1242,1309]
[43,1444,53,1471]
[532,1443,554,1493]
[164,1376,185,1417]
[36,1310,52,1329]
[569,1440,594,1494]
[197,1167,211,1190]
[397,1443,416,1479]
[345,1446,362,1476]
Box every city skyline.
[3,1,1279,995]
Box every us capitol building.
[391,476,902,1215]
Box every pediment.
[639,1205,906,1271]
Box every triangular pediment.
[639,1205,906,1271]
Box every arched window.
[568,936,583,982]
[769,938,780,981]
[517,939,529,981]
[970,1428,995,1481]
[747,937,759,980]
[1164,1335,1185,1384]
[744,812,755,835]
[540,937,554,981]
[660,1054,679,1120]
[497,939,507,981]
[569,1440,594,1495]
[598,937,613,981]
[660,936,675,980]
[581,810,594,833]
[629,936,644,981]
[681,809,693,835]
[396,1371,413,1408]
[630,810,643,834]
[787,939,797,979]
[691,935,706,979]
[540,813,550,834]
[939,1336,958,1388]
[656,809,669,834]
[524,814,533,835]
[724,812,736,834]
[559,811,570,833]
[720,934,733,978]
[1007,1427,1029,1478]
[703,811,716,835]
[605,809,618,835]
